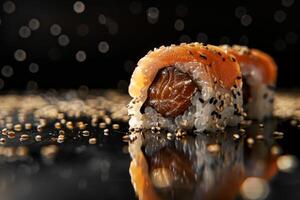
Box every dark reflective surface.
[0,91,299,200]
[128,119,300,200]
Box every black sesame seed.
[230,56,236,62]
[217,52,222,56]
[237,91,241,96]
[220,100,224,106]
[211,111,218,116]
[213,99,218,105]
[209,97,214,104]
[263,93,268,99]
[233,84,237,88]
[269,98,274,103]
[199,98,204,103]
[200,54,207,60]
[237,76,242,80]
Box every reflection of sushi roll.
[221,45,277,120]
[128,43,244,132]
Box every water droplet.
[50,24,62,36]
[3,1,15,14]
[146,7,159,24]
[174,19,184,31]
[274,10,286,23]
[98,14,106,24]
[241,14,252,26]
[196,32,208,43]
[285,32,298,44]
[28,18,40,30]
[1,65,14,77]
[73,1,85,14]
[235,6,247,18]
[14,49,27,61]
[129,1,142,15]
[281,0,294,7]
[58,34,70,46]
[29,63,39,73]
[77,24,89,36]
[19,26,31,38]
[98,41,109,53]
[75,50,86,62]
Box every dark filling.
[143,66,197,118]
[242,75,251,106]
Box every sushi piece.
[128,43,244,132]
[221,45,277,120]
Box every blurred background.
[0,0,299,91]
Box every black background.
[0,0,299,91]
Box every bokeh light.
[19,26,31,38]
[241,14,252,26]
[219,36,230,44]
[285,32,298,44]
[1,65,14,77]
[196,32,208,43]
[3,1,16,14]
[29,63,39,73]
[98,41,110,53]
[175,4,188,17]
[281,0,294,7]
[129,1,142,15]
[73,1,85,14]
[179,34,191,43]
[235,6,247,18]
[98,14,106,25]
[274,10,287,23]
[28,18,40,31]
[146,7,159,24]
[14,49,27,61]
[50,24,62,36]
[75,51,87,62]
[277,155,298,172]
[58,34,70,46]
[240,177,270,200]
[174,19,184,31]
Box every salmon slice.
[222,45,277,85]
[129,43,242,105]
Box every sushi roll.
[221,45,277,120]
[128,43,244,132]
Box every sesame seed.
[89,138,97,144]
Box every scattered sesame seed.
[89,138,97,144]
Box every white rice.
[245,83,274,120]
[128,61,244,132]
